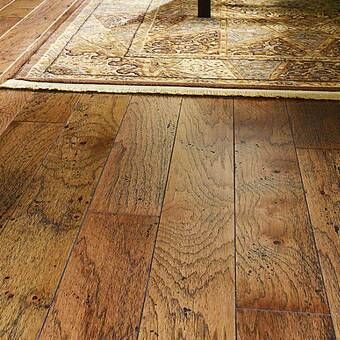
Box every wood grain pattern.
[297,148,340,337]
[0,17,19,36]
[91,95,182,216]
[0,89,34,135]
[41,213,159,339]
[0,0,83,81]
[139,97,235,339]
[237,309,336,339]
[287,100,340,149]
[14,91,81,123]
[0,0,14,11]
[0,0,44,18]
[0,94,129,339]
[235,99,329,313]
[0,121,62,228]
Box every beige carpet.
[3,0,340,98]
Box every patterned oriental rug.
[2,0,340,99]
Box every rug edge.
[1,79,339,101]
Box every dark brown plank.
[14,91,82,123]
[139,97,235,338]
[287,100,340,149]
[0,89,34,135]
[297,148,340,337]
[237,309,336,340]
[0,94,129,338]
[91,95,182,216]
[0,121,62,228]
[41,213,159,339]
[235,98,329,313]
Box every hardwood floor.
[0,89,338,339]
[0,0,84,83]
[0,0,338,338]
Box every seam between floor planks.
[236,307,333,317]
[0,0,85,83]
[38,95,184,338]
[0,121,64,229]
[232,98,237,340]
[36,94,133,337]
[136,97,184,340]
[285,99,333,315]
[0,0,47,39]
[0,0,15,13]
[10,119,69,124]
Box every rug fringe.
[1,79,339,100]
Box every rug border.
[1,79,339,100]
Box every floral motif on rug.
[16,0,340,90]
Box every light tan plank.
[91,95,182,216]
[0,121,62,228]
[287,100,340,149]
[41,213,159,339]
[235,98,329,313]
[0,0,13,11]
[0,17,19,36]
[139,97,235,339]
[297,148,340,337]
[0,94,129,338]
[237,309,336,339]
[0,0,44,18]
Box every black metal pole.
[198,0,211,18]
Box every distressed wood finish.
[0,0,14,10]
[139,98,235,339]
[91,95,182,216]
[237,309,336,339]
[0,121,62,228]
[41,213,159,339]
[0,0,44,18]
[0,94,129,338]
[235,99,329,313]
[0,0,83,81]
[14,91,82,123]
[297,148,340,337]
[0,90,339,339]
[0,89,34,135]
[287,100,340,149]
[0,17,19,36]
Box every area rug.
[2,0,340,99]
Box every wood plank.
[287,100,340,149]
[0,89,34,135]
[139,97,235,339]
[235,98,329,313]
[91,95,182,217]
[0,0,83,82]
[0,94,129,338]
[41,213,159,339]
[297,148,340,337]
[237,309,336,339]
[14,91,82,123]
[0,0,44,18]
[0,0,13,11]
[0,121,62,228]
[0,17,19,36]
